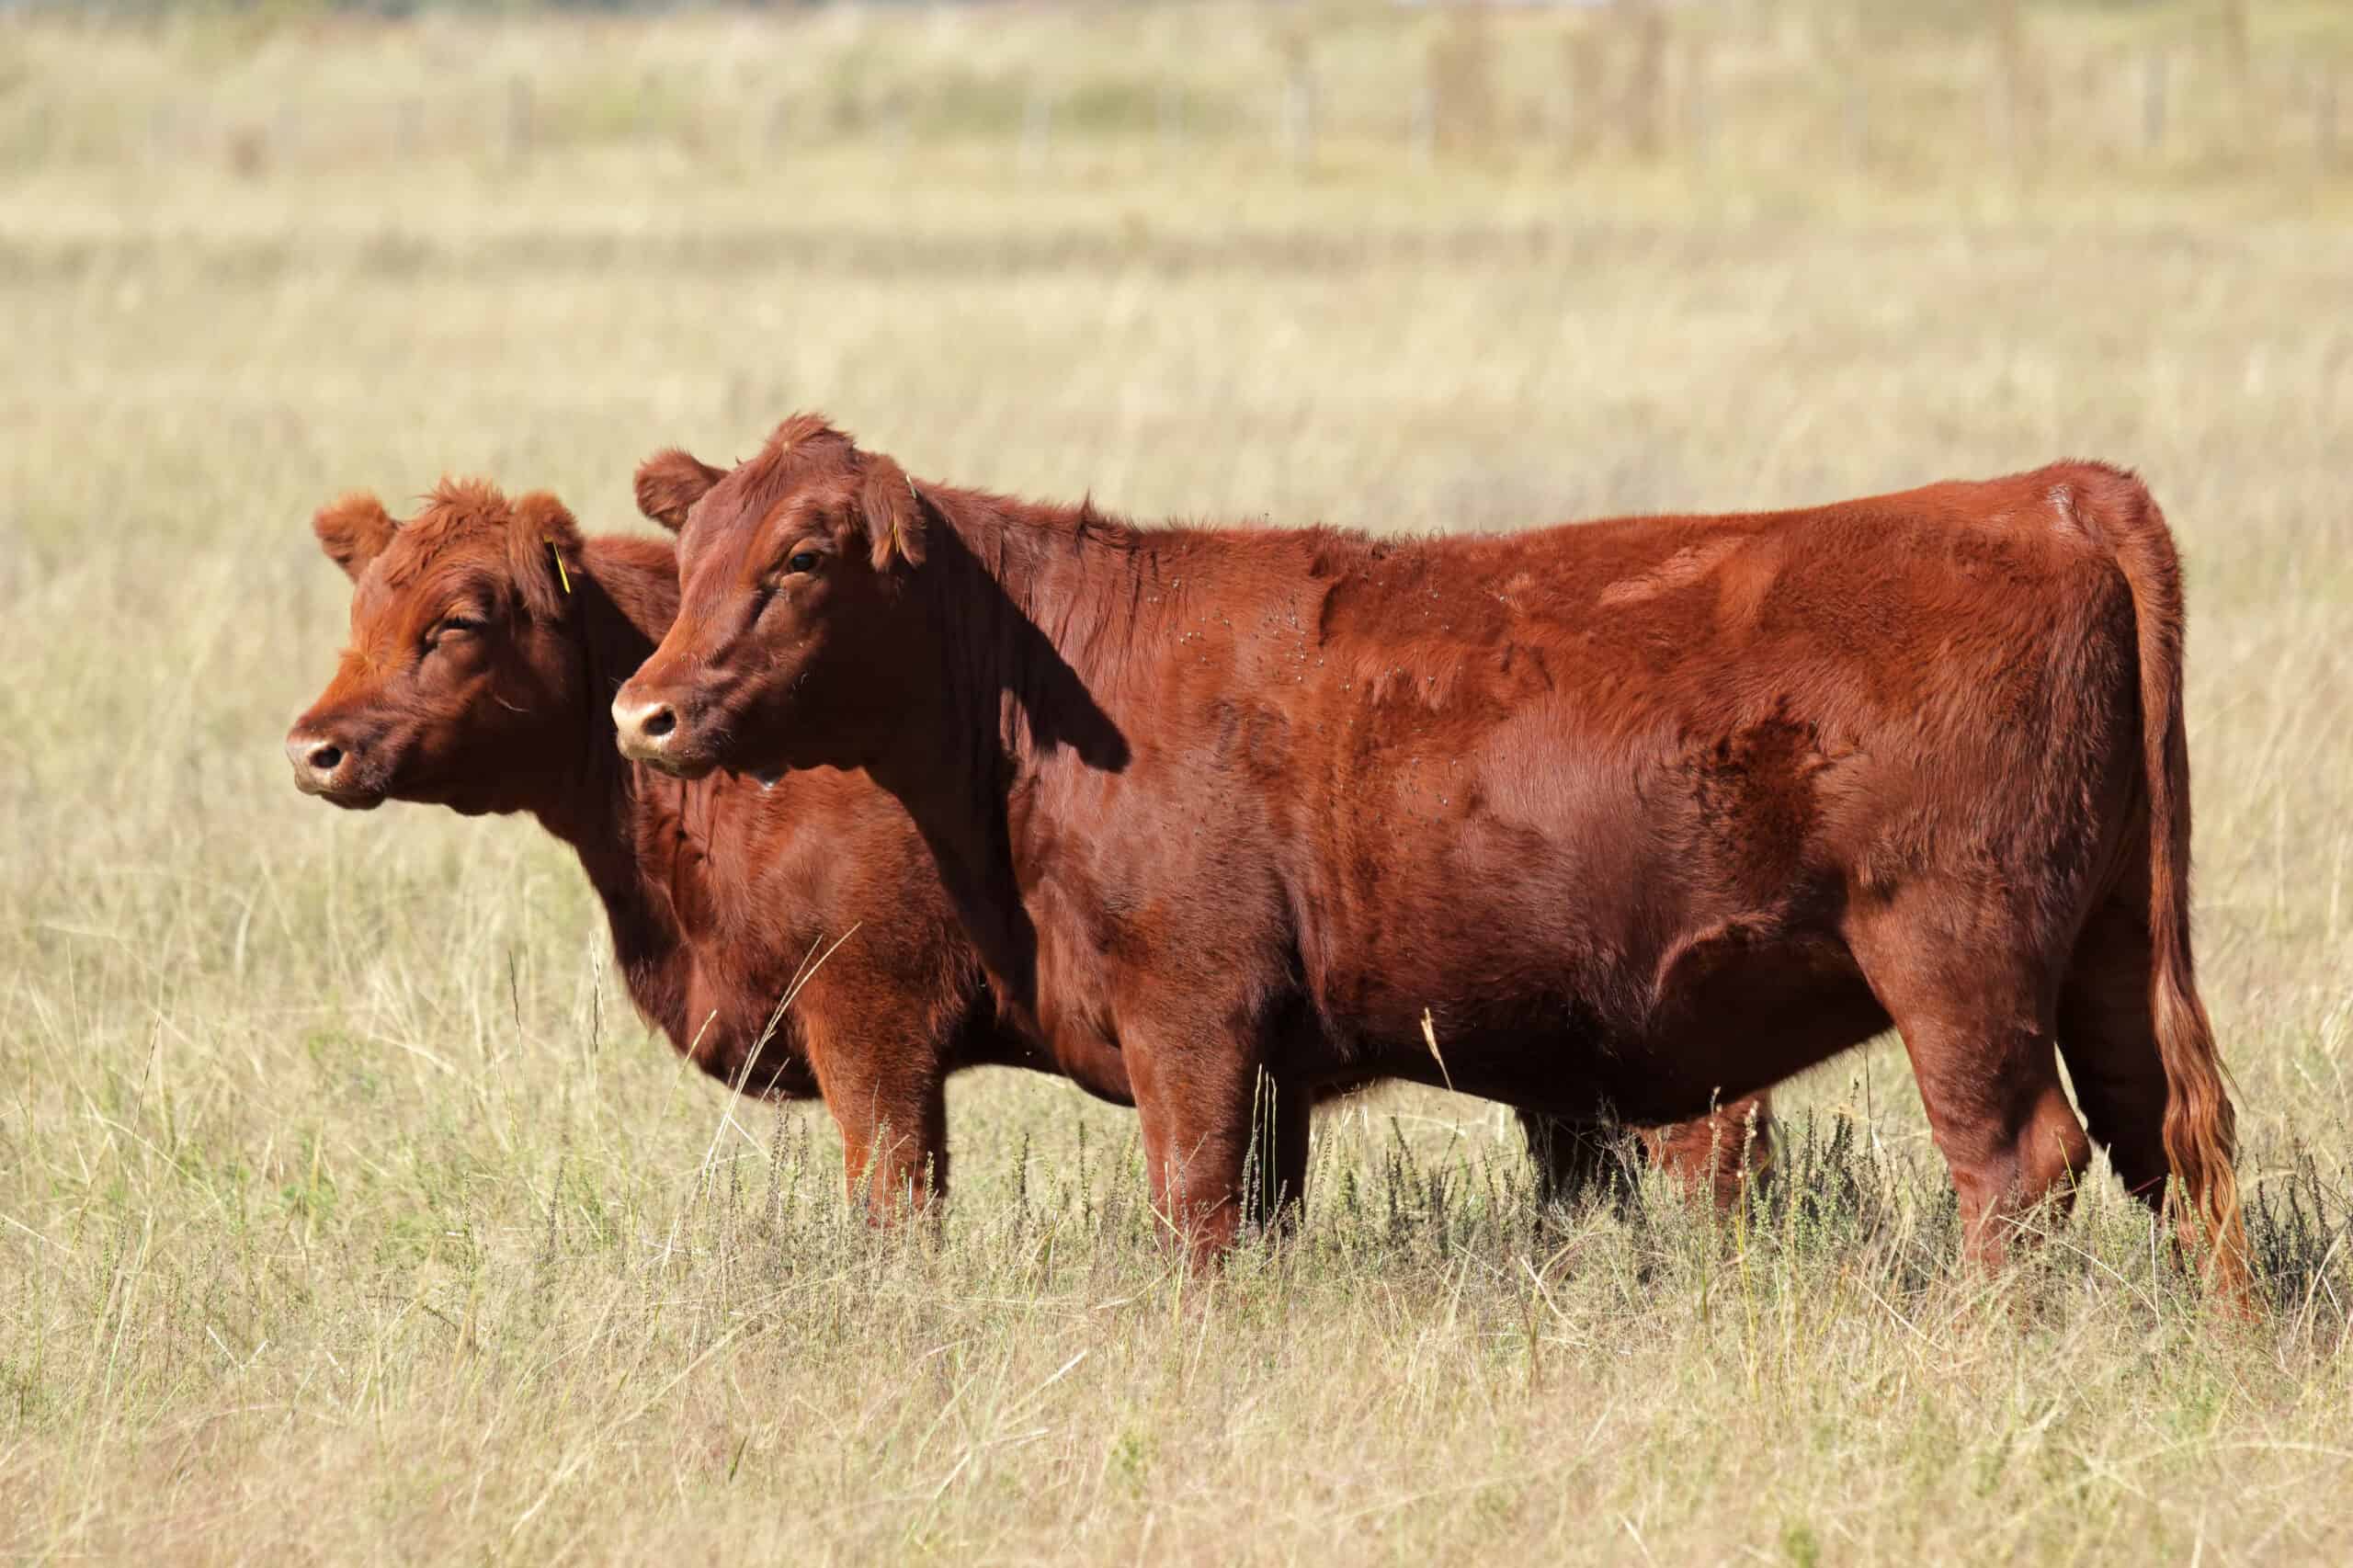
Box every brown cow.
[284,477,1759,1226]
[612,417,2245,1294]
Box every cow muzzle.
[284,725,384,808]
[612,692,703,776]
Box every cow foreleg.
[803,1011,949,1221]
[1128,1034,1305,1268]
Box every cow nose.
[611,694,677,757]
[285,729,349,792]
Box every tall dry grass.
[1,5,2350,1562]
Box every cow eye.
[427,614,484,648]
[786,551,821,574]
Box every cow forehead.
[683,485,834,567]
[353,530,504,623]
[688,437,861,546]
[677,514,774,599]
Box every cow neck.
[873,488,1143,1024]
[527,539,699,1036]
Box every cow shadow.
[887,517,1132,1022]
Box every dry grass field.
[3,4,2351,1562]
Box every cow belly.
[1305,896,1885,1123]
[1606,957,1890,1123]
[1329,977,1886,1124]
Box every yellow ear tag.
[901,477,923,559]
[549,540,572,596]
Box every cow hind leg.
[1519,1110,1639,1211]
[1851,917,2092,1268]
[1243,1070,1313,1236]
[1521,1098,1773,1216]
[1534,1092,1769,1214]
[1641,1093,1775,1212]
[2055,900,2173,1214]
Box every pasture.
[3,4,2351,1561]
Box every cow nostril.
[307,743,343,772]
[641,706,676,739]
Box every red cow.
[285,478,1762,1225]
[612,416,2245,1294]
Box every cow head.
[613,415,926,782]
[286,480,590,815]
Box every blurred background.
[2,3,2350,1561]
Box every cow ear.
[634,449,724,533]
[860,453,928,572]
[313,492,397,579]
[510,491,583,621]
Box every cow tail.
[2089,472,2251,1303]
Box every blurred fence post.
[1427,8,1495,158]
[2322,71,2342,170]
[1843,16,1872,177]
[397,95,425,160]
[2141,49,2168,155]
[506,77,534,165]
[1020,85,1052,173]
[1558,26,1604,163]
[2222,0,2252,103]
[1409,81,1434,170]
[1992,0,2040,166]
[1684,31,1714,167]
[2220,0,2256,156]
[228,124,268,181]
[1157,82,1184,161]
[1279,37,1314,169]
[1623,0,1667,161]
